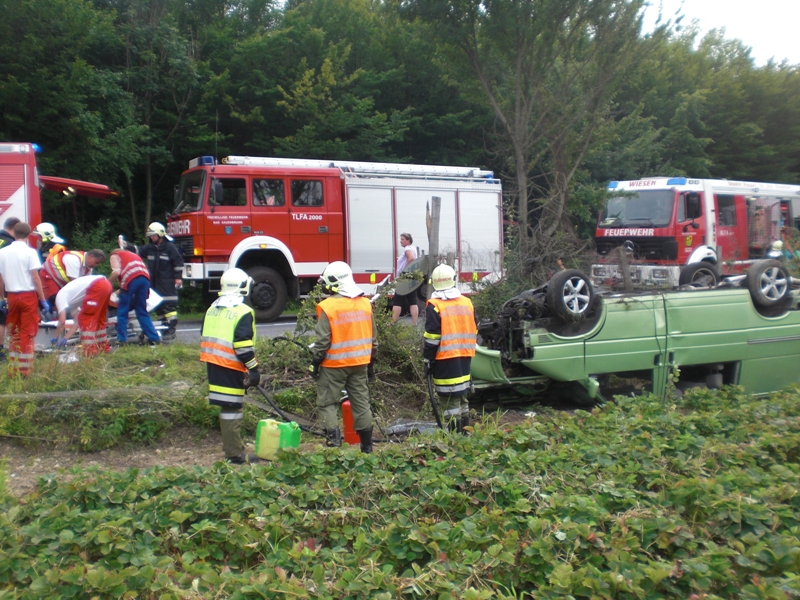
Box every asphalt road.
[174,317,299,344]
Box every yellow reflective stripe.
[423,331,441,340]
[433,374,471,386]
[244,358,258,370]
[209,384,245,396]
[233,340,254,349]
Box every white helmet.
[319,261,354,293]
[430,264,457,291]
[35,222,65,244]
[146,222,166,237]
[219,268,252,296]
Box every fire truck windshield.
[174,170,206,213]
[598,189,675,228]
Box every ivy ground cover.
[1,386,799,599]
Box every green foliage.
[2,386,800,597]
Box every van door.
[204,177,250,260]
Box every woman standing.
[392,233,419,325]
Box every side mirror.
[691,221,700,229]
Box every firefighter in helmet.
[199,268,261,464]
[122,222,184,340]
[33,222,67,262]
[423,264,477,433]
[310,261,377,452]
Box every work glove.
[309,359,322,380]
[39,299,51,314]
[0,300,6,315]
[243,368,261,389]
[367,361,375,383]
[423,359,432,377]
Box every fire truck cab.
[592,177,800,288]
[168,156,504,321]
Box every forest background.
[1,0,799,281]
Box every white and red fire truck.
[166,155,504,321]
[591,176,800,287]
[0,142,119,225]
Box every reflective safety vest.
[42,251,86,288]
[428,296,477,360]
[316,296,373,368]
[200,303,255,373]
[114,250,150,290]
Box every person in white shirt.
[392,232,420,325]
[0,222,49,376]
[53,275,113,356]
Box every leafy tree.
[402,0,652,254]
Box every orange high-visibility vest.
[317,296,373,368]
[42,251,85,288]
[428,296,477,360]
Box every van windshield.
[598,190,675,228]
[174,170,206,213]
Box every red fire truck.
[166,155,504,321]
[0,142,119,227]
[591,177,800,287]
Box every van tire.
[546,270,594,323]
[679,262,719,287]
[246,266,288,322]
[745,259,790,308]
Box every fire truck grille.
[595,237,678,261]
[173,236,194,257]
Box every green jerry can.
[255,419,301,460]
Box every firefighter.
[0,217,20,362]
[33,222,67,262]
[40,249,105,308]
[423,264,477,433]
[108,248,161,345]
[199,268,261,464]
[123,222,183,341]
[52,275,113,356]
[0,222,50,377]
[310,261,377,452]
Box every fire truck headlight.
[193,247,203,256]
[592,266,606,277]
[186,265,192,277]
[653,269,668,279]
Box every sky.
[641,0,800,66]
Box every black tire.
[745,259,790,308]
[246,266,288,322]
[546,269,594,323]
[678,262,719,287]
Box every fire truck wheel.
[745,259,790,308]
[246,266,288,322]
[546,269,594,323]
[678,262,719,287]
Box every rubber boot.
[324,427,342,447]
[356,427,373,454]
[460,415,470,435]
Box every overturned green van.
[472,260,800,405]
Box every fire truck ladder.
[221,156,494,180]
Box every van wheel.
[246,266,288,322]
[679,262,719,287]
[546,270,594,322]
[745,259,790,308]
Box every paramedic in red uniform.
[108,248,161,345]
[40,249,105,306]
[0,216,21,362]
[0,222,50,376]
[52,275,113,356]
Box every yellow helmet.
[430,264,457,291]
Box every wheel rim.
[691,267,716,286]
[759,267,788,300]
[562,277,590,314]
[251,280,276,309]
